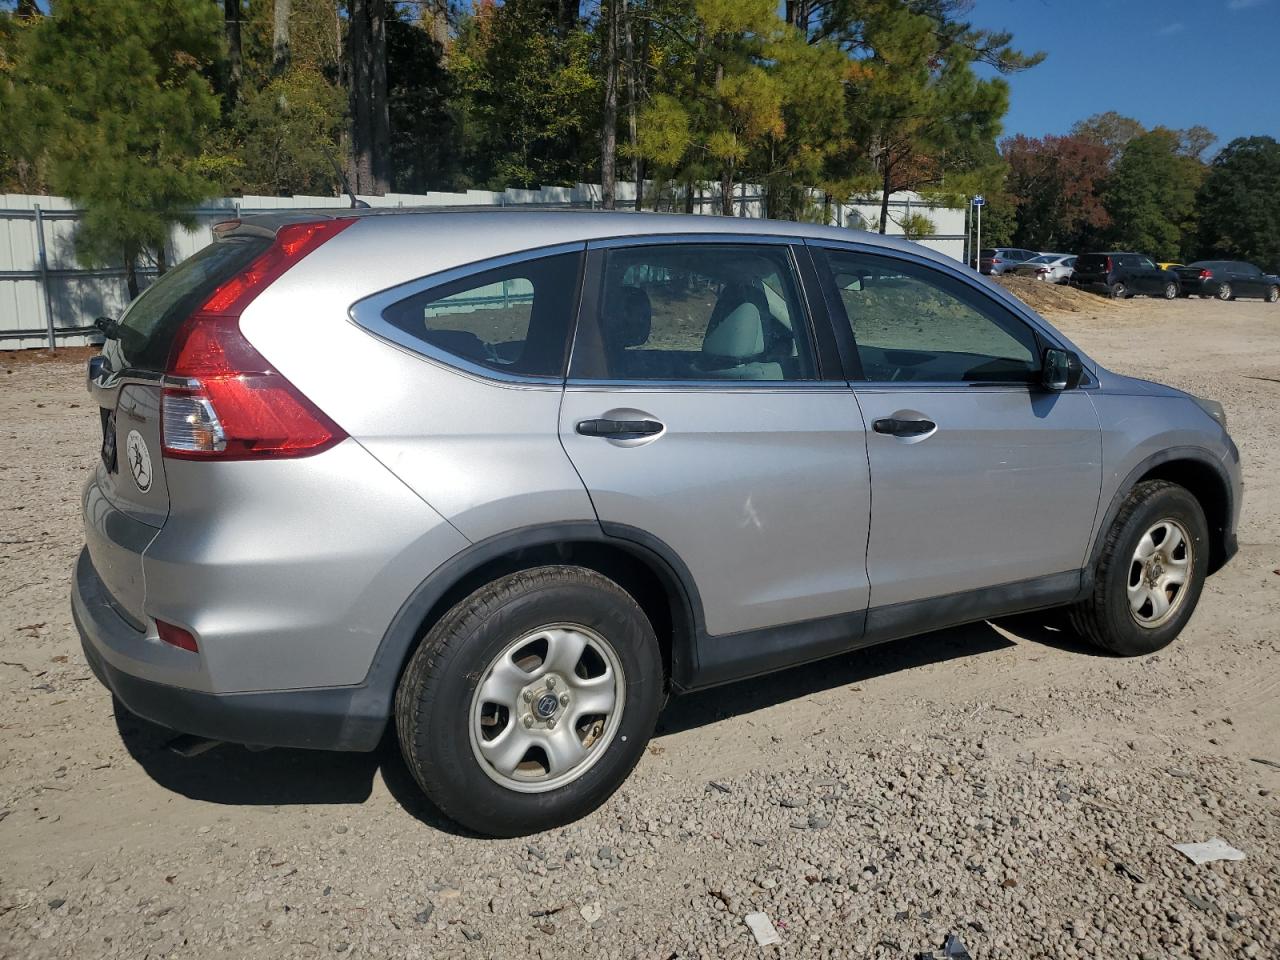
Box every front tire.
[1267,285,1279,303]
[1163,281,1178,299]
[1216,282,1233,301]
[395,566,664,837]
[1069,480,1209,656]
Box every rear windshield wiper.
[94,316,121,340]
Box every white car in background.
[1013,253,1076,284]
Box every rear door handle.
[576,418,664,439]
[873,417,936,437]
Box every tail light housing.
[162,220,353,460]
[1199,268,1213,279]
[1105,257,1114,273]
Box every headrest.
[703,301,766,360]
[606,285,652,349]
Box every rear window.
[116,237,270,371]
[980,249,996,259]
[1075,254,1110,271]
[381,252,581,379]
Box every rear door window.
[382,252,582,378]
[115,237,270,371]
[571,244,818,382]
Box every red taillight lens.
[157,619,199,653]
[1200,269,1213,279]
[1105,257,1114,272]
[161,220,352,461]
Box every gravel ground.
[1,296,1277,958]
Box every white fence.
[0,183,966,349]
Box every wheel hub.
[1127,518,1193,628]
[468,624,625,793]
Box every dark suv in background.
[1175,261,1280,302]
[1071,253,1179,299]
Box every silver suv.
[74,211,1241,836]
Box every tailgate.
[82,234,271,620]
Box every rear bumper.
[73,548,386,751]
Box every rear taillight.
[161,220,353,461]
[1036,267,1049,274]
[1105,257,1114,272]
[1199,268,1213,279]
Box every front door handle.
[873,417,936,437]
[576,418,664,439]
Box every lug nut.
[546,676,557,690]
[523,715,533,728]
[522,690,532,703]
[559,693,570,706]
[546,717,557,729]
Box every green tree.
[0,7,49,194]
[13,0,222,295]
[452,0,598,188]
[841,1,1041,232]
[1103,129,1202,261]
[1195,136,1280,271]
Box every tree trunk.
[878,164,892,234]
[720,165,733,216]
[348,0,389,195]
[623,0,640,209]
[272,0,291,76]
[369,0,391,193]
[124,251,138,301]
[224,0,242,110]
[599,0,619,209]
[348,0,373,194]
[427,0,449,51]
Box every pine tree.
[15,0,222,295]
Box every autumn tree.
[1002,133,1110,251]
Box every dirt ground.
[0,293,1277,958]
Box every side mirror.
[1041,347,1083,391]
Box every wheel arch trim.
[352,522,705,725]
[1085,445,1237,586]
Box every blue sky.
[970,0,1279,152]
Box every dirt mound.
[995,274,1122,316]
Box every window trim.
[807,240,1091,389]
[348,242,586,386]
[565,236,840,388]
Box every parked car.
[1012,253,1076,284]
[1157,261,1184,272]
[1174,260,1280,302]
[978,247,1040,275]
[74,211,1241,836]
[1071,252,1180,299]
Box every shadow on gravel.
[110,612,1100,832]
[655,619,1018,738]
[112,699,480,835]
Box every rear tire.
[395,565,664,837]
[1069,481,1209,656]
[1267,285,1279,303]
[1110,281,1129,299]
[1216,282,1233,301]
